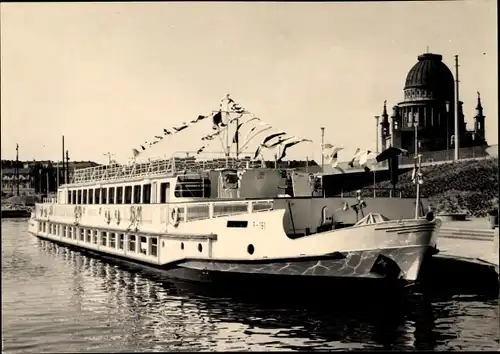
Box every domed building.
[380,52,487,155]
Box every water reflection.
[2,221,499,352]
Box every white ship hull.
[29,199,440,285]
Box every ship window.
[57,224,61,236]
[101,188,107,204]
[94,189,100,204]
[82,190,87,204]
[174,176,210,198]
[63,225,67,237]
[79,228,84,241]
[118,234,124,250]
[108,187,115,204]
[125,186,132,204]
[101,231,107,246]
[133,185,141,204]
[72,190,76,205]
[77,190,82,204]
[128,235,136,252]
[110,233,116,248]
[140,236,147,255]
[160,183,170,203]
[227,220,248,228]
[142,184,151,204]
[151,237,158,257]
[116,187,123,204]
[93,230,98,244]
[67,190,72,204]
[86,230,91,243]
[69,226,74,239]
[88,189,93,204]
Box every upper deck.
[69,156,263,186]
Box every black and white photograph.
[1,1,498,352]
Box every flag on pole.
[411,157,423,184]
[375,146,409,163]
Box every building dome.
[404,53,455,101]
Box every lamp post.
[320,127,325,171]
[445,101,450,160]
[413,116,421,219]
[454,55,460,161]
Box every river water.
[2,219,499,352]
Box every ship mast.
[15,143,19,196]
[225,97,230,168]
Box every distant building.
[1,160,99,195]
[380,52,488,155]
[1,168,33,195]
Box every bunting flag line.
[262,132,286,146]
[134,110,217,156]
[252,131,286,160]
[232,121,245,144]
[173,122,189,132]
[267,136,295,148]
[277,138,313,162]
[322,144,344,164]
[239,125,272,153]
[197,145,207,155]
[241,121,267,147]
[348,148,363,168]
[190,115,209,124]
[212,111,224,129]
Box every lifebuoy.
[170,207,180,227]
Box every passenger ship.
[28,95,441,287]
[28,154,441,287]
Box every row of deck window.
[67,183,160,205]
[65,177,211,205]
[39,222,158,257]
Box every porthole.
[181,242,184,250]
[247,244,255,255]
[198,243,202,253]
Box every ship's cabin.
[56,167,324,205]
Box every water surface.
[2,220,499,352]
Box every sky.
[1,1,497,164]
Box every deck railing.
[70,156,263,185]
[35,198,274,225]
